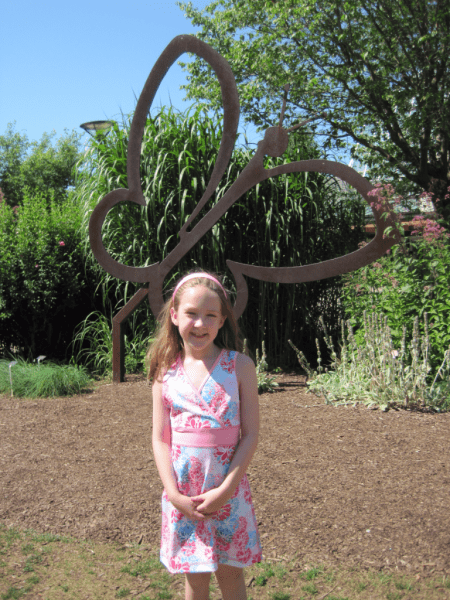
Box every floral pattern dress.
[160,349,262,573]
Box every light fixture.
[80,120,114,137]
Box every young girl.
[147,271,262,600]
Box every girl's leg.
[185,571,211,600]
[215,564,247,600]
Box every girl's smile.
[170,285,226,357]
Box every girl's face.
[170,285,226,356]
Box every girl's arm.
[152,379,209,521]
[192,353,259,513]
[190,353,260,515]
[151,379,180,500]
[215,352,260,500]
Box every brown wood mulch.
[1,373,449,575]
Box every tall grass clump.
[70,311,152,377]
[73,106,366,368]
[289,313,450,412]
[0,358,92,398]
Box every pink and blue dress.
[159,349,262,573]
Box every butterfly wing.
[226,160,401,319]
[89,35,240,300]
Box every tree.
[178,0,450,223]
[0,122,82,207]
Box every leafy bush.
[289,314,450,412]
[0,188,96,360]
[341,219,450,372]
[0,358,92,398]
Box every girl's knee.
[185,571,211,588]
[215,564,244,585]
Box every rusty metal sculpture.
[89,35,401,383]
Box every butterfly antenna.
[278,84,290,129]
[287,112,327,132]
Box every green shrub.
[341,215,450,372]
[0,188,96,360]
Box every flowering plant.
[341,184,450,373]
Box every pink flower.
[389,276,399,288]
[35,264,39,268]
[59,241,65,246]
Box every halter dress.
[160,349,262,573]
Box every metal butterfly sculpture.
[89,35,401,382]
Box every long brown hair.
[146,270,243,382]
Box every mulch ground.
[1,373,450,576]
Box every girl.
[147,271,262,600]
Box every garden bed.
[1,373,449,575]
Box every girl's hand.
[190,487,230,517]
[169,492,209,521]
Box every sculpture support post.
[112,287,149,383]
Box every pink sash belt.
[171,426,240,447]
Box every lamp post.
[8,361,17,398]
[80,120,114,137]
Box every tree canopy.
[0,123,82,207]
[179,0,450,222]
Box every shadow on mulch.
[1,372,449,576]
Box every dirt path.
[1,373,449,575]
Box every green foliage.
[255,341,279,393]
[74,107,366,367]
[0,358,92,398]
[70,312,113,376]
[70,311,152,377]
[0,122,82,207]
[290,313,450,412]
[303,566,324,580]
[254,562,276,586]
[120,558,154,577]
[179,0,450,222]
[341,235,450,373]
[0,189,96,359]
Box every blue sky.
[1,0,260,148]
